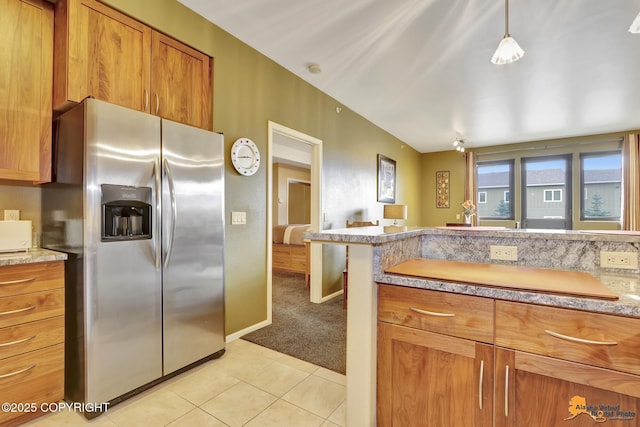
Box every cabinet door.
[0,0,53,182]
[496,348,640,427]
[377,322,493,427]
[151,31,212,130]
[54,0,151,112]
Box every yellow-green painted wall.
[419,132,636,230]
[100,0,423,334]
[419,151,467,226]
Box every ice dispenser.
[101,184,152,241]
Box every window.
[580,151,622,221]
[476,160,514,220]
[544,189,562,202]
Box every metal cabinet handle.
[545,329,618,346]
[0,305,35,316]
[0,364,35,379]
[409,306,455,317]
[155,93,160,114]
[478,359,484,410]
[504,365,509,417]
[0,335,35,347]
[144,89,149,111]
[0,277,36,286]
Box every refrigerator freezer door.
[161,120,225,374]
[84,99,163,403]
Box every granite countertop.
[376,269,640,318]
[305,226,640,244]
[0,248,68,267]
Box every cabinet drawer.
[496,301,640,375]
[0,316,64,361]
[378,284,494,343]
[0,289,64,329]
[0,262,64,298]
[0,343,64,425]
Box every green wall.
[420,151,467,227]
[101,0,422,335]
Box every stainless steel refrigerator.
[42,98,225,407]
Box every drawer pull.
[544,329,618,346]
[409,306,455,317]
[504,365,510,417]
[0,305,36,316]
[0,364,35,379]
[0,335,36,347]
[478,360,484,410]
[0,277,36,286]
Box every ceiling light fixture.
[453,138,465,153]
[491,0,525,65]
[630,12,640,33]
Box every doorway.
[267,121,323,330]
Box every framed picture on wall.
[436,170,450,208]
[377,154,396,203]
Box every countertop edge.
[375,273,640,318]
[0,249,68,267]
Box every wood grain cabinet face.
[0,0,53,182]
[0,262,65,426]
[54,0,213,130]
[377,285,494,427]
[378,284,640,426]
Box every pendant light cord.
[505,0,510,37]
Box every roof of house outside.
[477,169,621,189]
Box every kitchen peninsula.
[305,227,640,426]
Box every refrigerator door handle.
[163,158,177,268]
[153,158,162,270]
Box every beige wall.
[273,163,310,226]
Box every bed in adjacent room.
[272,224,311,287]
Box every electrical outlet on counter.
[4,210,20,221]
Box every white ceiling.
[178,0,640,153]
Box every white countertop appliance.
[0,220,32,252]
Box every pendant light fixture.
[453,138,465,153]
[491,0,525,65]
[630,11,640,33]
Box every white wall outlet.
[231,211,246,225]
[600,251,638,270]
[3,210,20,221]
[490,245,518,261]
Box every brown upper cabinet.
[53,0,213,130]
[0,0,53,182]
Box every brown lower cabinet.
[377,322,493,426]
[377,284,640,427]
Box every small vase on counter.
[464,214,472,225]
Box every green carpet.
[242,270,346,374]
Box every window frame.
[476,159,515,220]
[579,150,622,222]
[543,189,562,202]
[478,191,487,203]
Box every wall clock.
[231,138,261,176]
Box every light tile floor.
[26,340,346,427]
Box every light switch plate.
[231,211,246,225]
[3,210,20,221]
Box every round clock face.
[231,138,260,176]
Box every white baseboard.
[319,289,343,303]
[225,318,272,343]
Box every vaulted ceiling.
[178,0,640,153]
